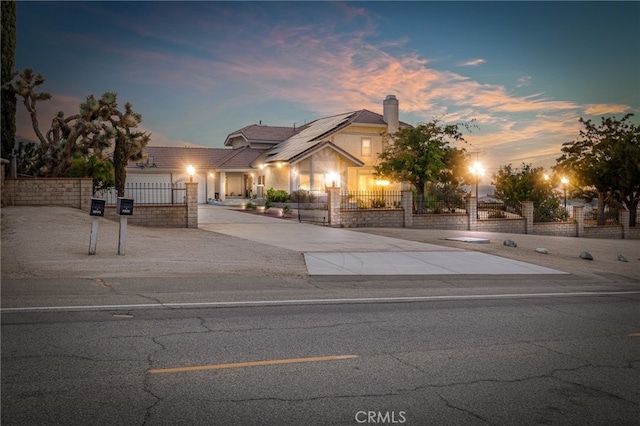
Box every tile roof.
[128,146,265,170]
[259,111,356,164]
[130,105,410,171]
[224,124,297,146]
[217,146,264,168]
[351,109,411,127]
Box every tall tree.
[7,68,150,195]
[1,0,17,167]
[555,114,640,226]
[374,120,469,212]
[492,163,567,222]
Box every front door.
[244,174,254,198]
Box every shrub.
[266,188,288,202]
[290,189,316,203]
[244,201,257,210]
[371,198,386,208]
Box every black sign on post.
[89,198,106,217]
[116,198,134,215]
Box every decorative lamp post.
[469,161,484,219]
[187,165,195,183]
[375,179,390,207]
[561,176,569,208]
[327,172,339,188]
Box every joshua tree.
[6,68,149,195]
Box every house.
[127,95,408,203]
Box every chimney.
[383,95,399,134]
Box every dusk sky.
[14,1,640,175]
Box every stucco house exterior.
[127,95,408,203]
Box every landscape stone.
[580,251,594,260]
[535,248,548,254]
[503,239,517,248]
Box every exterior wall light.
[187,165,195,183]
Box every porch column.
[218,171,225,201]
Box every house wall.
[264,165,291,192]
[226,174,243,197]
[126,169,207,203]
[332,125,385,167]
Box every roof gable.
[260,111,356,164]
[224,124,297,146]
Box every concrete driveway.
[198,205,567,276]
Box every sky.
[13,1,640,176]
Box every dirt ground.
[1,205,638,281]
[1,206,307,279]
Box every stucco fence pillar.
[186,182,198,228]
[466,196,477,231]
[521,201,534,234]
[401,190,412,228]
[619,209,630,239]
[573,205,584,237]
[1,159,8,204]
[326,186,341,227]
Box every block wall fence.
[326,188,637,239]
[0,171,635,238]
[1,175,198,229]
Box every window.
[361,138,371,157]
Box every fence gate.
[292,190,328,225]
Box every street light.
[187,165,195,183]
[469,161,484,219]
[561,176,569,208]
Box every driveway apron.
[198,205,566,276]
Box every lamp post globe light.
[469,161,484,219]
[187,165,195,183]
[561,176,569,208]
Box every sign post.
[88,198,106,255]
[116,198,134,255]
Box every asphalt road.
[2,290,639,426]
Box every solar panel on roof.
[265,112,355,163]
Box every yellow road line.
[148,354,359,374]
[630,333,640,337]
